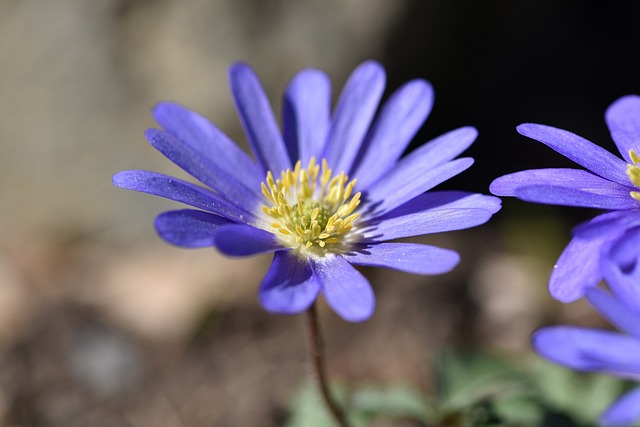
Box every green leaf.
[350,384,434,423]
[285,382,344,427]
[531,359,626,424]
[435,349,527,411]
[492,395,544,425]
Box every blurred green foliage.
[286,349,628,427]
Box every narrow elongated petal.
[229,63,291,174]
[112,170,258,224]
[351,80,434,188]
[605,95,640,163]
[490,168,631,197]
[601,387,640,427]
[572,211,640,238]
[145,129,264,205]
[379,191,503,218]
[365,208,494,241]
[322,61,386,174]
[155,209,232,248]
[344,242,459,275]
[514,185,636,210]
[362,192,500,241]
[517,123,629,186]
[282,69,331,164]
[312,256,375,322]
[586,288,640,338]
[532,326,640,375]
[214,224,282,256]
[365,158,474,215]
[259,251,320,314]
[151,102,262,186]
[601,227,640,315]
[363,126,476,196]
[549,233,614,302]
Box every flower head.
[490,95,640,303]
[113,61,500,322]
[533,233,640,427]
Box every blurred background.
[1,0,640,425]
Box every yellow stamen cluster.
[261,157,361,254]
[627,149,640,201]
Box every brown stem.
[305,302,350,427]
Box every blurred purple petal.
[605,95,640,163]
[352,80,434,188]
[312,256,375,322]
[112,170,258,224]
[517,123,629,185]
[283,69,331,164]
[586,288,640,338]
[151,102,261,186]
[259,251,320,315]
[573,210,640,238]
[322,61,385,174]
[601,387,640,427]
[229,62,291,174]
[344,242,459,275]
[155,209,232,248]
[549,233,612,302]
[533,326,640,374]
[602,227,640,315]
[214,224,282,256]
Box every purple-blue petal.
[259,251,321,315]
[213,224,282,257]
[362,191,501,241]
[343,242,459,275]
[282,69,331,165]
[312,255,375,322]
[601,227,640,315]
[514,185,637,210]
[365,158,475,215]
[532,326,640,375]
[112,170,258,224]
[145,128,264,208]
[517,123,629,186]
[601,387,640,427]
[585,287,640,339]
[155,209,232,248]
[549,233,611,302]
[229,62,291,175]
[490,168,632,198]
[572,210,640,239]
[605,95,640,164]
[322,61,386,174]
[151,102,262,186]
[351,80,434,189]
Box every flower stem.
[305,302,350,427]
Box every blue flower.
[113,61,500,322]
[490,95,640,303]
[533,231,640,427]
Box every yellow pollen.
[626,149,640,201]
[261,157,361,253]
